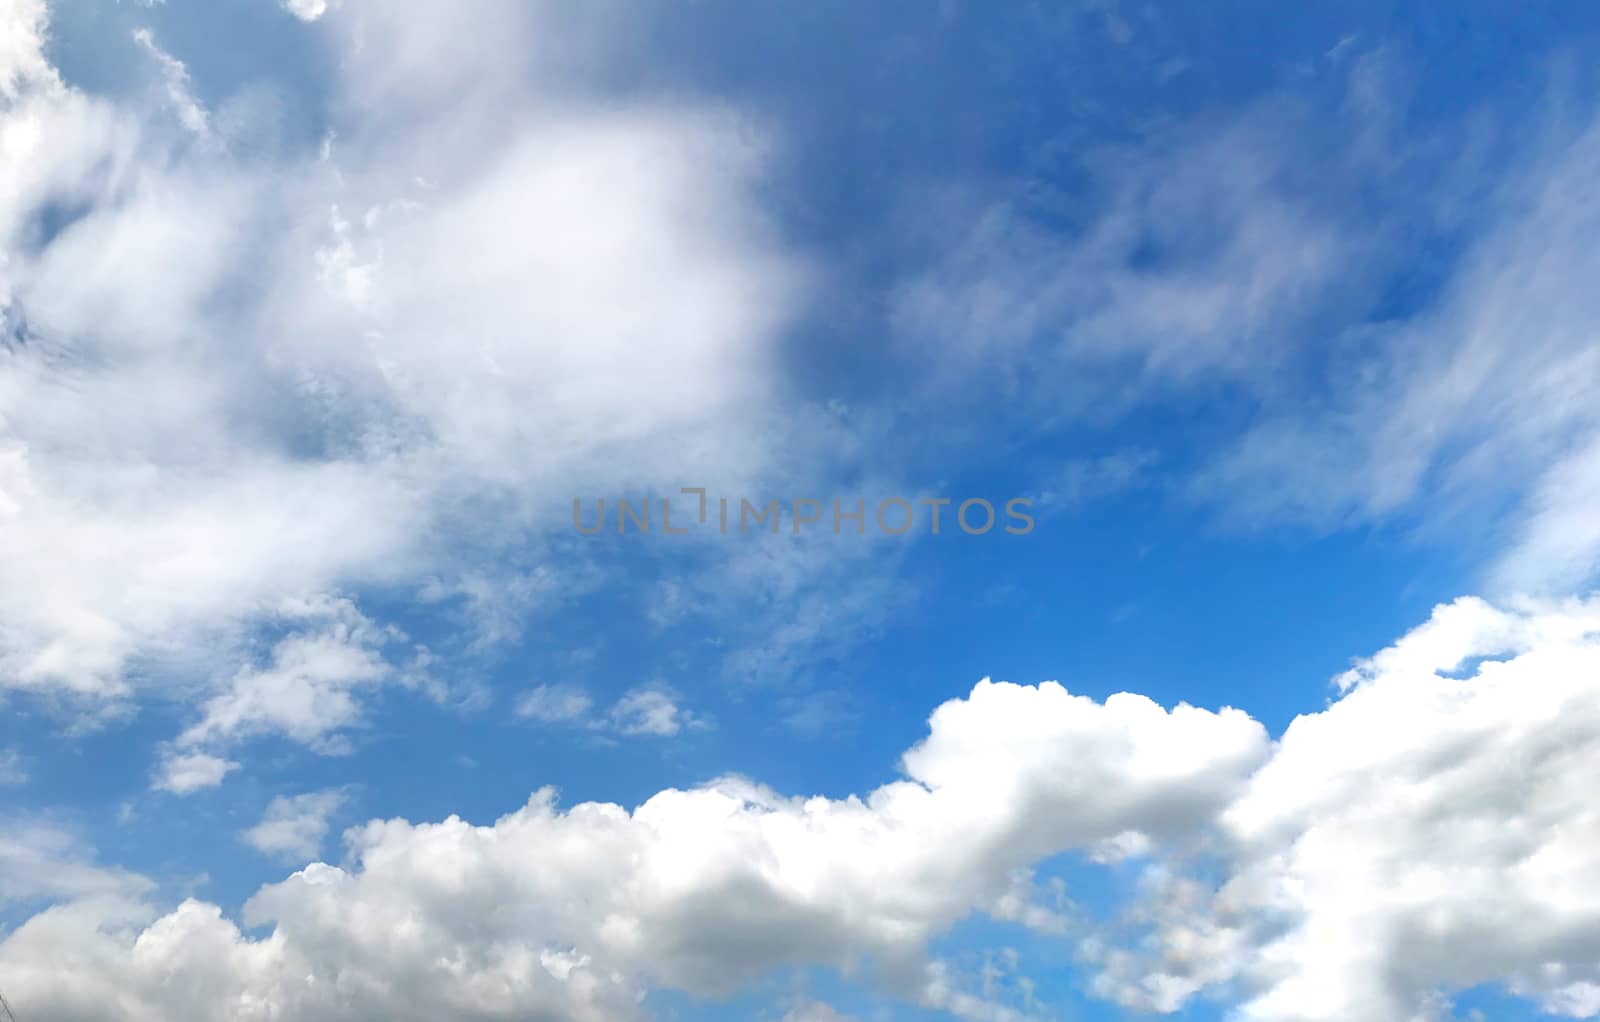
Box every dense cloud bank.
[2,597,1599,1021]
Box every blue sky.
[3,2,1600,1020]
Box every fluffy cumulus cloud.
[0,676,1267,1021]
[1087,596,1600,1021]
[3,598,1599,1020]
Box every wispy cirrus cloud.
[891,53,1600,597]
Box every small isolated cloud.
[607,686,703,737]
[281,0,329,21]
[242,790,347,864]
[514,683,593,723]
[153,750,239,795]
[170,597,428,771]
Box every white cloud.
[517,683,704,738]
[142,597,439,792]
[6,8,1600,1021]
[1087,595,1600,1021]
[892,108,1355,396]
[896,71,1600,596]
[515,683,593,723]
[130,28,208,135]
[153,750,239,795]
[606,686,701,737]
[0,821,150,905]
[243,790,347,863]
[0,0,54,100]
[0,0,808,723]
[176,598,402,755]
[1187,114,1600,594]
[1492,431,1600,595]
[281,0,330,21]
[0,674,1265,1020]
[6,598,1600,1019]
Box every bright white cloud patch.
[2,598,1598,1020]
[0,0,53,99]
[281,0,330,21]
[0,673,1267,1020]
[1087,595,1600,1020]
[153,750,239,795]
